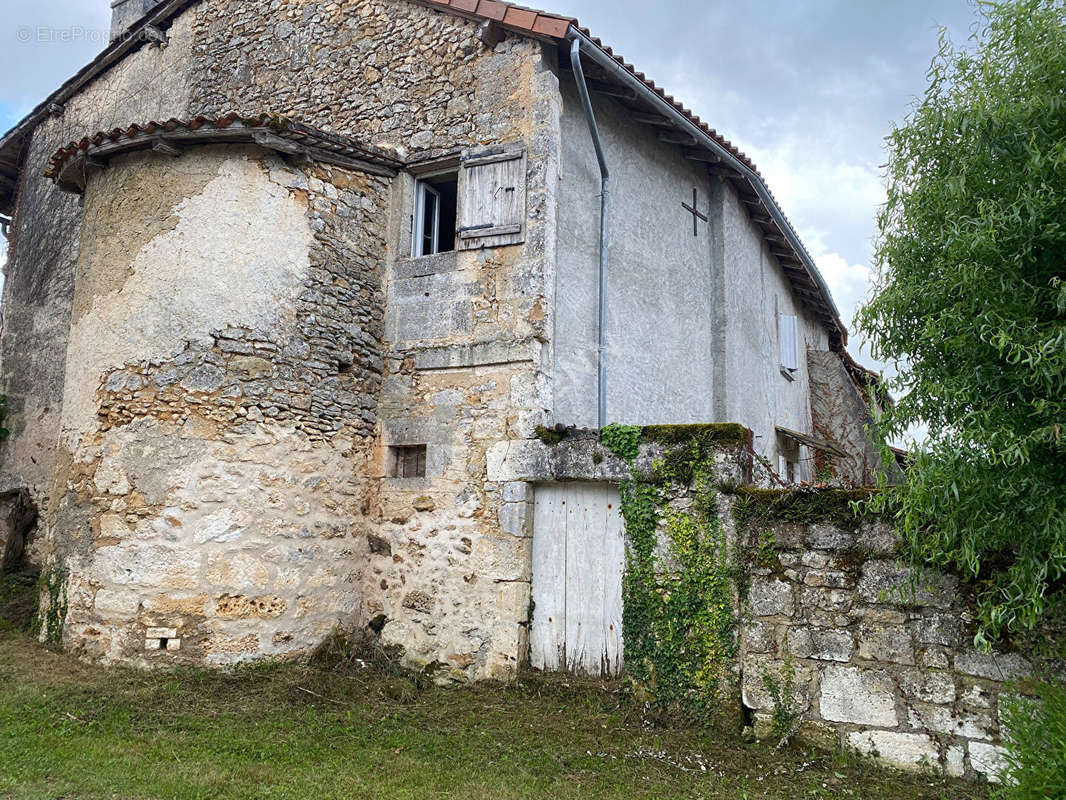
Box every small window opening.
[389,444,427,478]
[413,173,458,257]
[159,637,170,650]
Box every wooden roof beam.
[632,112,673,127]
[684,149,722,164]
[659,131,697,146]
[587,80,636,101]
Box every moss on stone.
[641,423,750,448]
[731,487,888,530]
[534,425,569,446]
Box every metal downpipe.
[565,28,845,343]
[569,37,611,430]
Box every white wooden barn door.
[530,483,625,677]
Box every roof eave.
[565,27,848,347]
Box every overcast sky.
[0,0,981,373]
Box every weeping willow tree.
[859,0,1066,645]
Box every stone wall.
[0,11,198,545]
[42,144,390,665]
[524,433,1050,783]
[182,0,564,679]
[737,498,1040,783]
[3,0,563,677]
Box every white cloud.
[813,253,874,328]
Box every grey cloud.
[1,0,112,121]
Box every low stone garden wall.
[734,490,1033,782]
[530,426,1057,783]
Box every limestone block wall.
[737,506,1040,783]
[42,144,390,665]
[523,430,1050,782]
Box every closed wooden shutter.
[457,146,527,250]
[779,313,799,371]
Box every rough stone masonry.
[528,433,1056,784]
[0,0,923,712]
[3,0,557,679]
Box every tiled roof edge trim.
[0,0,199,153]
[45,112,404,186]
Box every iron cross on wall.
[682,187,708,236]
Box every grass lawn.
[0,573,986,800]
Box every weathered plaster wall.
[554,80,829,476]
[718,184,828,478]
[0,12,197,535]
[4,0,560,677]
[554,80,716,428]
[43,145,390,665]
[182,0,563,678]
[739,507,1037,783]
[61,147,314,446]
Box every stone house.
[0,0,885,677]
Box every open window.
[413,172,458,257]
[410,145,527,257]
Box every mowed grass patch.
[0,596,985,799]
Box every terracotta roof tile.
[531,16,571,38]
[473,0,509,22]
[501,7,538,29]
[44,113,403,185]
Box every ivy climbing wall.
[515,426,1058,784]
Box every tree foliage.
[858,0,1066,643]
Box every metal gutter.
[564,27,846,346]
[568,38,611,430]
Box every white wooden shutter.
[457,146,527,250]
[779,313,799,371]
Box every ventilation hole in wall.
[337,361,353,375]
[159,637,169,650]
[388,445,427,478]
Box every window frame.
[413,180,441,258]
[778,312,799,378]
[411,167,459,259]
